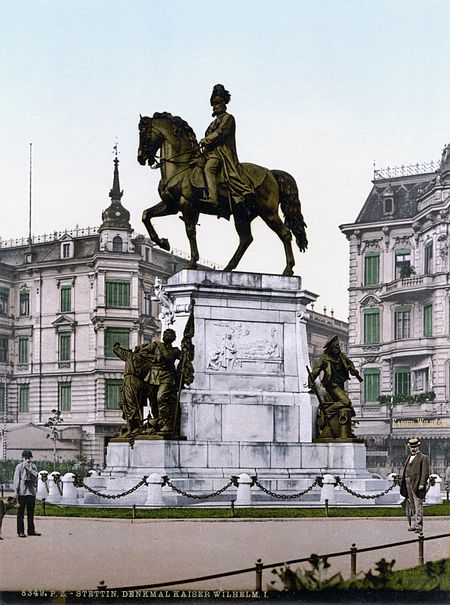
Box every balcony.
[379,273,449,302]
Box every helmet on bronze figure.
[210,84,231,106]
[324,335,340,352]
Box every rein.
[141,120,200,169]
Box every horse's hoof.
[282,269,294,277]
[187,262,198,270]
[159,238,170,251]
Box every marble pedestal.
[102,270,386,505]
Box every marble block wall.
[165,270,318,445]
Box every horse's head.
[137,116,161,167]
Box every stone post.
[47,471,62,504]
[387,472,401,502]
[37,471,49,501]
[236,473,253,506]
[61,472,78,505]
[145,473,163,507]
[426,474,442,504]
[320,474,336,504]
[83,472,106,505]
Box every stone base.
[96,439,394,506]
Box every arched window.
[112,236,123,253]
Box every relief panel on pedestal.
[205,321,284,375]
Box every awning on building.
[391,432,450,440]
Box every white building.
[0,154,204,466]
[340,144,450,476]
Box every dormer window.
[384,197,393,214]
[60,238,74,259]
[382,186,395,216]
[112,235,123,253]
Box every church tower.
[99,144,133,253]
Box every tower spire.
[100,141,131,232]
[109,141,123,202]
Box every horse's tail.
[271,169,308,252]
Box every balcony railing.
[385,275,425,292]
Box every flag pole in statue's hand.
[173,300,196,435]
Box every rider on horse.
[199,84,255,212]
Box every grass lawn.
[29,499,450,519]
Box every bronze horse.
[137,113,307,276]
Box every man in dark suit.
[400,437,430,533]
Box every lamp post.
[388,396,394,473]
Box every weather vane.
[113,140,119,160]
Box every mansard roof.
[355,172,437,224]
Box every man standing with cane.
[400,437,430,533]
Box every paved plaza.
[0,515,448,593]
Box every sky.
[2,0,450,319]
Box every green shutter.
[18,337,28,364]
[60,286,72,312]
[19,385,29,413]
[0,335,8,362]
[0,384,5,413]
[59,332,71,361]
[105,379,122,410]
[363,368,380,402]
[105,329,130,357]
[59,383,71,412]
[106,281,130,308]
[364,253,380,286]
[423,304,433,337]
[363,309,380,344]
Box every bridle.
[139,117,200,170]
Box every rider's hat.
[210,84,231,106]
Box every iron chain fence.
[335,476,400,500]
[165,478,235,501]
[72,476,149,500]
[254,477,322,500]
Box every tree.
[44,409,63,469]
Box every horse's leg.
[180,197,200,269]
[142,201,176,251]
[261,211,295,276]
[224,207,254,272]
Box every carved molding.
[360,294,381,308]
[361,238,382,254]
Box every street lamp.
[388,396,394,473]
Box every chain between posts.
[253,476,323,499]
[164,478,235,500]
[71,476,149,500]
[335,476,400,500]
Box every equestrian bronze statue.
[137,85,308,276]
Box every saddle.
[189,161,268,196]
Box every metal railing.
[373,161,439,180]
[101,532,450,592]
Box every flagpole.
[28,142,32,250]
